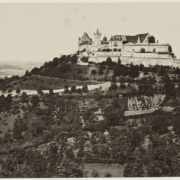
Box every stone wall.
[87,54,174,66]
[123,43,169,53]
[124,108,159,116]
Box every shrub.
[99,69,104,75]
[64,85,69,93]
[71,85,76,93]
[77,149,84,157]
[82,85,89,93]
[16,88,20,94]
[49,88,53,95]
[91,170,99,177]
[140,48,145,53]
[120,83,126,89]
[91,70,97,75]
[76,88,82,93]
[31,95,39,106]
[105,173,112,177]
[22,92,28,98]
[77,69,82,73]
[8,89,12,93]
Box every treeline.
[26,54,78,77]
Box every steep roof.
[125,33,149,43]
[103,36,108,41]
[125,35,137,43]
[136,33,149,43]
[79,41,92,46]
[101,41,109,44]
[80,32,92,41]
[109,35,124,41]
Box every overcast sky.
[0,2,180,63]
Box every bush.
[91,70,97,75]
[120,83,126,89]
[64,85,69,93]
[105,173,112,177]
[77,149,84,157]
[8,89,12,93]
[22,92,28,98]
[16,88,20,94]
[76,88,82,93]
[31,95,39,106]
[36,108,44,116]
[71,85,76,93]
[91,170,99,177]
[82,85,89,93]
[77,69,82,73]
[140,48,145,53]
[49,88,53,95]
[99,69,104,75]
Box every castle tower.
[94,29,101,46]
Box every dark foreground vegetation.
[1,53,180,177]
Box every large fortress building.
[78,29,178,67]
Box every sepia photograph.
[0,0,180,178]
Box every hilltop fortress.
[78,29,179,67]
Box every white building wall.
[109,41,123,49]
[79,44,92,51]
[123,43,169,53]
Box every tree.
[65,147,74,158]
[13,121,23,140]
[113,67,120,77]
[118,58,121,67]
[8,89,12,93]
[104,105,120,125]
[16,88,20,94]
[168,45,172,52]
[140,48,145,53]
[91,170,99,177]
[144,68,148,75]
[158,68,166,76]
[77,149,84,157]
[148,36,155,43]
[77,69,82,73]
[111,98,120,108]
[6,94,12,103]
[22,92,28,98]
[164,80,175,96]
[106,57,113,66]
[31,95,39,106]
[92,145,99,154]
[64,85,69,93]
[93,89,101,100]
[71,85,76,93]
[120,83,126,89]
[82,85,89,93]
[49,88,53,95]
[123,161,145,177]
[25,70,29,76]
[91,70,97,75]
[31,122,43,136]
[109,82,118,90]
[76,88,82,93]
[71,54,78,64]
[105,173,112,177]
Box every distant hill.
[0,65,23,70]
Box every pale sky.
[0,2,180,63]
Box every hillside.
[0,54,180,177]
